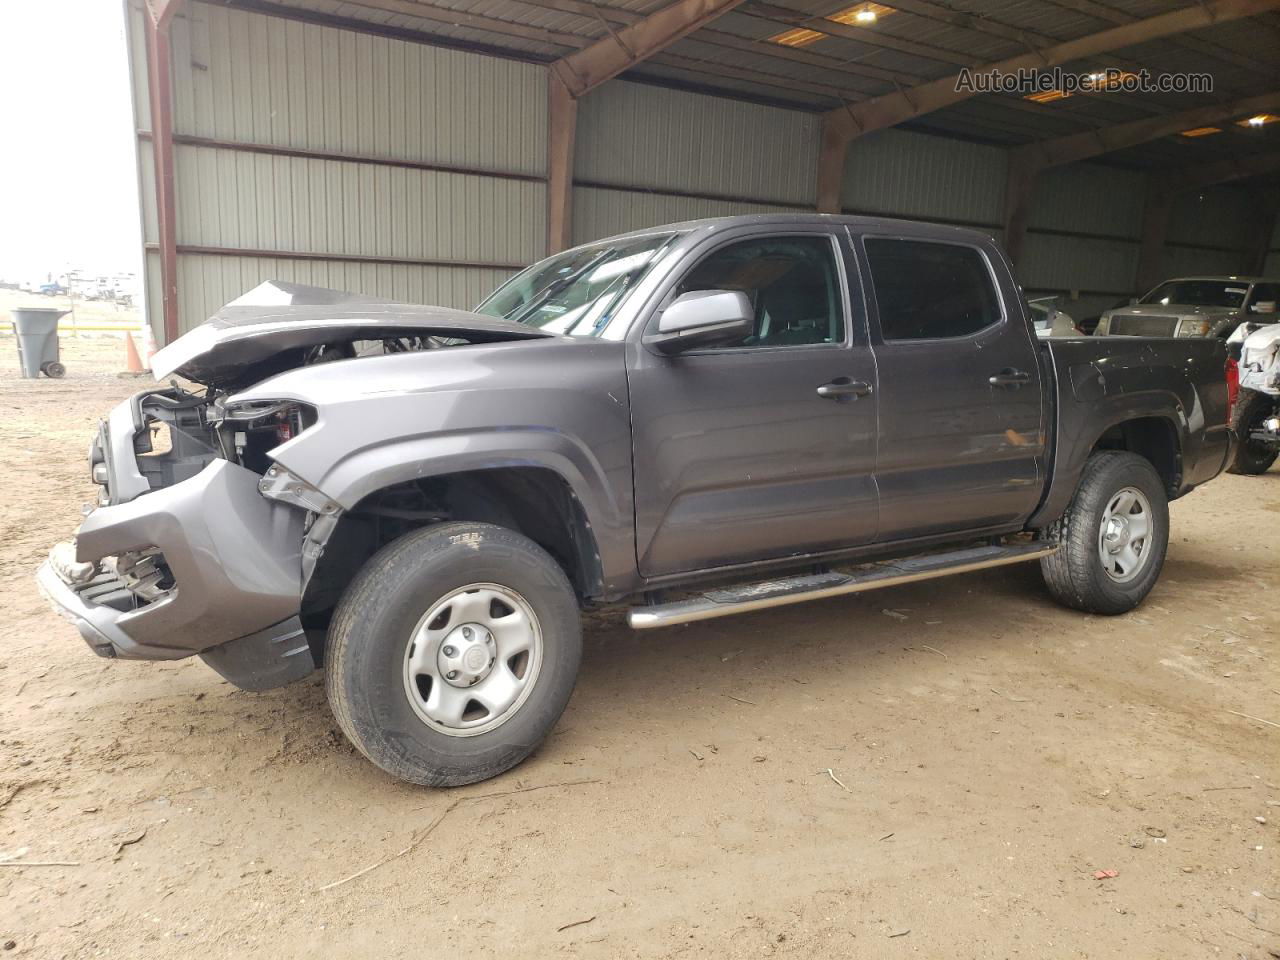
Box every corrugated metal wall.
[570,81,816,245]
[1266,217,1280,276]
[128,1,1267,339]
[132,0,546,335]
[840,129,1006,228]
[1161,185,1256,281]
[836,130,1144,320]
[1021,164,1146,318]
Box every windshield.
[1140,280,1249,309]
[475,233,676,337]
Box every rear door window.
[863,238,1002,341]
[1248,283,1279,314]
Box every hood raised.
[151,281,551,386]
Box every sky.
[0,0,142,281]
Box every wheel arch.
[1088,415,1183,498]
[301,465,606,634]
[1029,403,1187,530]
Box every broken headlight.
[213,398,317,472]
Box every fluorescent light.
[769,27,823,46]
[828,3,895,27]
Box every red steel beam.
[142,0,184,344]
[545,0,747,252]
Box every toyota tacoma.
[39,215,1237,786]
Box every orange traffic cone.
[140,320,158,369]
[125,332,145,373]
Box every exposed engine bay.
[94,335,468,509]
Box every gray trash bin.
[11,308,68,378]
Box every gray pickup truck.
[39,215,1235,787]
[1096,276,1280,340]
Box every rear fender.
[1029,350,1208,529]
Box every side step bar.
[628,542,1058,629]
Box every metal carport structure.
[126,0,1280,343]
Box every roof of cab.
[592,213,998,249]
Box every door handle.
[816,378,872,400]
[988,369,1030,387]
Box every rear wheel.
[1040,451,1169,615]
[325,522,582,786]
[1227,390,1278,475]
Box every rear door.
[854,230,1047,540]
[627,225,879,577]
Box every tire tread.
[325,522,581,786]
[1040,451,1168,615]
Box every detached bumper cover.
[41,459,306,662]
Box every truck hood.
[151,280,551,386]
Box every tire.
[1227,390,1278,475]
[325,522,582,787]
[1039,451,1169,615]
[41,361,65,378]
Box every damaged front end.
[38,281,552,691]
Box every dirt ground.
[0,337,1276,959]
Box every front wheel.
[1039,451,1169,615]
[1227,390,1279,475]
[325,522,582,786]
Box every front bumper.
[38,458,317,688]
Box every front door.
[628,227,879,577]
[855,231,1046,541]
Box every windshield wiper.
[505,250,614,326]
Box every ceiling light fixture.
[828,3,895,27]
[1025,89,1071,104]
[769,26,823,46]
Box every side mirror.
[644,289,753,355]
[1128,297,1139,306]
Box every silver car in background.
[1096,276,1279,339]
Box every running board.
[628,542,1058,629]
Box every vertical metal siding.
[1167,186,1253,250]
[571,187,799,246]
[176,254,512,323]
[141,1,549,331]
[1159,245,1250,279]
[574,81,819,205]
[1019,233,1138,295]
[172,145,544,264]
[170,3,547,174]
[841,129,1006,227]
[1028,164,1144,238]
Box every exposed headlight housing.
[1177,318,1212,337]
[217,398,317,427]
[1096,313,1111,335]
